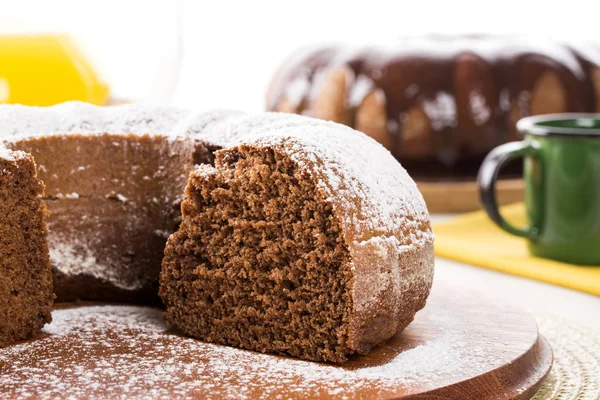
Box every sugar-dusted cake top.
[0,146,17,161]
[0,102,190,138]
[0,147,30,163]
[170,109,246,144]
[0,103,250,148]
[0,103,431,244]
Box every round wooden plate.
[417,179,524,213]
[0,281,552,399]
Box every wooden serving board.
[0,281,552,399]
[417,178,524,213]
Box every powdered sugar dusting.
[0,102,190,138]
[171,108,246,145]
[54,192,80,199]
[0,147,32,163]
[0,286,524,399]
[0,146,17,161]
[48,241,142,291]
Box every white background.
[3,0,600,111]
[173,0,600,112]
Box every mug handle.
[478,141,540,239]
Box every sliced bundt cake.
[0,104,434,361]
[160,114,434,363]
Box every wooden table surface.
[0,281,552,399]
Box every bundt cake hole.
[161,146,355,363]
[7,133,198,303]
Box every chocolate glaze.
[267,36,600,179]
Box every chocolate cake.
[0,148,53,345]
[160,114,435,363]
[0,104,434,361]
[266,35,600,179]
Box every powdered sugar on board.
[0,285,539,399]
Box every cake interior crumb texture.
[0,152,53,345]
[160,145,355,363]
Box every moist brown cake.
[160,113,434,363]
[0,149,53,345]
[266,35,600,179]
[0,105,434,363]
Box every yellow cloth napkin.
[433,203,600,296]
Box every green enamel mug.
[478,114,600,265]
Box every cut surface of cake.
[0,148,53,345]
[160,114,434,363]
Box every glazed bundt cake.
[266,35,600,179]
[0,104,434,361]
[159,113,434,363]
[0,148,53,345]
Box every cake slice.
[0,148,53,345]
[160,114,434,363]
